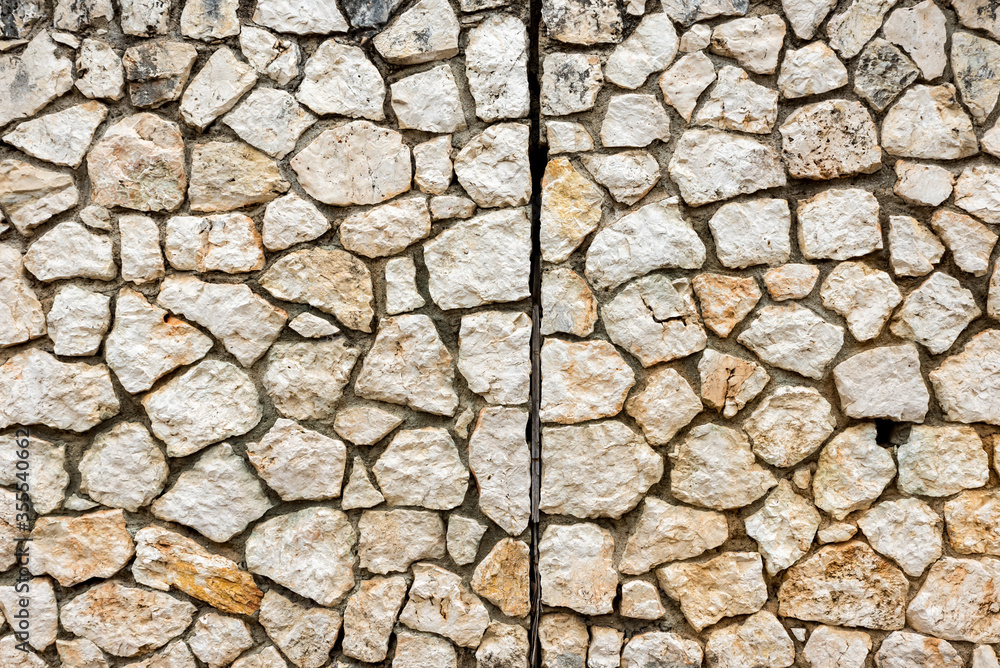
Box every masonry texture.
[0,0,999,665]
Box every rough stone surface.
[813,424,896,519]
[539,523,617,616]
[619,497,728,574]
[833,345,930,422]
[657,552,768,631]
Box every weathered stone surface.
[260,193,329,252]
[662,0,746,24]
[384,256,424,315]
[883,0,946,80]
[354,314,458,416]
[246,418,346,501]
[975,646,1000,668]
[704,611,794,668]
[477,623,529,668]
[658,552,767,632]
[601,94,671,147]
[821,262,901,341]
[952,32,1000,124]
[779,541,907,630]
[622,632,700,667]
[891,272,980,354]
[888,215,945,276]
[223,88,315,159]
[0,432,66,515]
[858,498,942,577]
[60,582,195,657]
[541,53,604,116]
[539,614,588,668]
[4,101,106,169]
[695,66,777,134]
[541,420,661,519]
[458,311,530,406]
[0,245,45,348]
[291,121,410,206]
[780,100,881,180]
[118,214,165,284]
[232,646,288,668]
[619,497,728,574]
[898,425,988,496]
[359,510,446,574]
[263,339,359,420]
[710,15,785,74]
[894,161,954,206]
[581,150,660,205]
[153,443,273,542]
[400,563,490,648]
[0,576,56,651]
[189,141,288,212]
[882,85,979,159]
[946,490,1000,555]
[931,329,1000,425]
[119,0,169,35]
[605,13,677,90]
[374,428,467,510]
[393,633,457,668]
[239,26,300,85]
[908,556,1000,642]
[252,0,348,34]
[23,222,115,282]
[778,42,847,98]
[802,626,871,668]
[57,637,113,668]
[180,0,238,39]
[540,339,634,423]
[691,274,760,339]
[142,360,261,457]
[340,196,430,259]
[30,511,132,588]
[798,189,882,261]
[80,422,167,512]
[826,0,899,58]
[297,41,384,120]
[541,0,622,44]
[447,516,486,567]
[188,613,253,668]
[373,0,459,64]
[659,51,716,121]
[763,263,819,300]
[625,366,701,446]
[76,38,124,101]
[670,423,776,511]
[540,157,604,263]
[745,387,835,468]
[87,113,186,212]
[0,159,78,236]
[342,576,407,663]
[424,208,530,310]
[179,47,256,130]
[413,136,452,195]
[539,523,617,615]
[122,41,197,108]
[466,14,528,121]
[586,199,705,289]
[468,407,529,536]
[876,632,962,668]
[541,267,598,336]
[956,165,1000,224]
[738,303,844,379]
[668,129,786,206]
[132,526,262,615]
[454,123,530,208]
[471,538,529,618]
[258,589,341,668]
[931,209,998,277]
[0,349,119,432]
[699,349,769,418]
[0,636,45,668]
[342,457,384,511]
[620,582,666,620]
[0,32,74,129]
[746,480,820,575]
[260,248,374,331]
[813,424,896,519]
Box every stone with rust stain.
[471,538,530,618]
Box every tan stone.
[471,538,529,618]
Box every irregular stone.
[600,94,670,148]
[778,42,847,98]
[87,112,186,212]
[541,52,604,116]
[454,123,531,208]
[893,160,954,206]
[80,422,167,512]
[260,248,374,331]
[952,32,1000,123]
[813,424,896,519]
[252,0,348,34]
[619,497,728,574]
[223,88,315,159]
[582,150,660,205]
[0,636,45,668]
[374,428,467,510]
[239,26,300,85]
[334,407,399,447]
[541,0,622,44]
[394,633,457,668]
[679,23,712,49]
[458,311,530,405]
[290,121,410,206]
[0,576,57,651]
[710,15,785,74]
[547,120,594,153]
[541,420,661,519]
[447,516,487,566]
[659,51,716,123]
[179,47,256,130]
[57,637,113,668]
[956,165,1000,223]
[0,431,66,515]
[342,576,407,663]
[117,214,164,284]
[60,582,194,657]
[738,303,844,379]
[477,623,529,668]
[858,498,942,577]
[625,367,701,446]
[762,265,817,302]
[255,593,339,668]
[164,214,265,274]
[541,267,598,336]
[132,526,262,615]
[620,582,666,620]
[746,480,820,576]
[899,425,989,497]
[260,193,329,251]
[384,256,424,315]
[882,84,979,159]
[670,423,776,511]
[820,262,901,341]
[431,195,476,220]
[605,13,677,91]
[744,386,835,467]
[946,490,1000,555]
[467,407,530,536]
[264,339,359,421]
[188,613,253,668]
[931,209,998,276]
[589,627,624,668]
[662,0,746,24]
[909,557,1000,642]
[539,523,617,615]
[358,510,446,574]
[992,265,1000,319]
[119,0,170,34]
[884,0,947,80]
[699,349,769,418]
[668,128,786,206]
[180,0,238,39]
[853,38,919,111]
[540,339,635,423]
[340,196,430,259]
[246,418,346,501]
[466,14,528,121]
[780,100,882,179]
[373,0,459,64]
[76,38,124,101]
[471,538,529,618]
[232,646,288,668]
[705,611,794,668]
[539,614,588,668]
[23,222,115,282]
[708,198,790,269]
[802,626,871,668]
[975,646,1000,668]
[30,510,133,587]
[0,349,119,432]
[827,0,899,58]
[413,136,452,195]
[0,249,48,348]
[817,523,858,544]
[658,552,767,632]
[341,457,384,510]
[400,563,490,648]
[890,272,980,354]
[888,215,945,276]
[697,66,777,134]
[0,32,74,129]
[876,632,963,668]
[189,141,288,212]
[0,0,45,38]
[122,41,198,108]
[4,101,106,168]
[931,330,1000,425]
[540,157,604,263]
[297,41,384,120]
[798,188,882,261]
[424,207,530,310]
[0,160,79,235]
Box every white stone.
[165,213,267,273]
[46,284,108,356]
[679,24,712,50]
[4,101,106,168]
[0,245,45,349]
[547,121,594,153]
[540,614,588,668]
[606,13,678,89]
[181,0,238,39]
[541,52,604,116]
[884,0,947,80]
[260,192,330,251]
[80,422,167,512]
[399,563,490,648]
[158,274,286,367]
[827,0,899,58]
[600,94,670,147]
[709,198,790,268]
[239,26,300,85]
[477,624,529,668]
[704,611,794,668]
[342,576,407,663]
[24,222,114,282]
[334,406,400,446]
[625,366,702,446]
[975,646,1000,668]
[541,267,597,337]
[858,498,942,577]
[780,100,882,180]
[341,196,431,259]
[891,272,980,354]
[189,141,289,212]
[454,123,531,208]
[188,613,254,668]
[540,339,635,423]
[179,47,257,130]
[373,0,459,64]
[619,497,728,574]
[458,311,530,405]
[0,432,67,514]
[710,15,785,73]
[0,32,74,129]
[778,42,847,98]
[393,633,457,668]
[119,214,165,284]
[589,627,624,668]
[813,424,896,520]
[746,480,820,575]
[252,0,348,34]
[620,582,666,620]
[385,256,425,314]
[246,418,346,501]
[581,150,660,205]
[540,157,604,263]
[0,160,79,235]
[341,457,384,510]
[232,646,288,668]
[956,165,1000,224]
[797,189,882,260]
[391,65,466,133]
[0,577,56,650]
[374,428,467,510]
[413,136,452,195]
[466,14,529,121]
[888,215,945,276]
[931,329,1000,425]
[744,386,836,467]
[931,209,998,276]
[882,84,978,159]
[738,303,843,379]
[539,523,618,616]
[120,0,170,34]
[141,360,262,457]
[697,66,778,134]
[877,632,963,668]
[898,425,989,496]
[668,128,786,206]
[657,552,768,632]
[698,349,769,418]
[104,288,212,394]
[909,556,1000,642]
[893,161,954,206]
[447,516,487,566]
[802,626,871,668]
[468,407,529,535]
[76,39,124,101]
[223,88,315,159]
[264,339,359,420]
[820,262,901,341]
[952,31,1000,123]
[541,0,623,44]
[258,589,341,668]
[57,638,112,668]
[424,207,530,309]
[659,51,716,121]
[817,523,858,544]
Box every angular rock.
[384,256,425,315]
[468,407,530,536]
[4,101,107,168]
[802,626,871,668]
[622,631,700,668]
[0,32,74,129]
[458,311,530,405]
[189,141,288,212]
[891,272,980,354]
[540,157,604,263]
[744,386,836,467]
[679,23,713,49]
[477,623,529,668]
[909,556,1000,642]
[179,47,256,130]
[763,263,819,300]
[956,165,1000,224]
[619,497,728,575]
[738,303,844,379]
[374,428,467,510]
[31,510,133,587]
[223,88,315,159]
[374,0,459,64]
[746,480,820,575]
[659,51,716,121]
[80,421,167,512]
[894,160,954,206]
[541,53,604,116]
[876,632,963,668]
[696,66,777,134]
[931,209,998,277]
[709,198,791,269]
[399,563,491,648]
[952,32,1000,123]
[188,613,253,668]
[778,42,848,98]
[120,0,170,35]
[263,339,359,420]
[541,267,598,336]
[239,26,300,85]
[57,638,113,668]
[119,214,165,284]
[341,457,384,510]
[252,0,348,34]
[625,366,702,446]
[541,0,622,44]
[122,41,198,108]
[581,150,660,205]
[471,538,529,618]
[882,84,978,159]
[539,523,617,616]
[454,123,531,208]
[540,339,634,423]
[620,582,666,620]
[899,425,989,497]
[358,510,446,574]
[704,611,794,668]
[340,196,431,259]
[883,0,946,81]
[821,262,901,341]
[23,222,115,282]
[257,593,339,668]
[297,41,384,120]
[813,424,896,519]
[699,349,769,418]
[76,38,124,101]
[606,13,678,90]
[466,14,529,121]
[342,576,407,663]
[668,129,786,206]
[657,552,767,632]
[0,246,46,348]
[710,15,785,74]
[181,0,238,39]
[827,0,898,58]
[0,160,78,235]
[393,633,457,668]
[946,490,1000,555]
[413,136,452,195]
[0,577,57,651]
[0,431,67,515]
[931,329,1000,425]
[888,215,945,276]
[261,193,329,251]
[447,516,487,567]
[779,100,882,180]
[600,94,671,147]
[858,498,942,577]
[164,214,266,274]
[539,614,588,668]
[246,418,346,501]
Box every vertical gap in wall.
[527,0,546,663]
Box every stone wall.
[1,0,1000,666]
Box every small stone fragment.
[710,15,785,74]
[778,42,847,98]
[540,339,635,423]
[581,150,660,205]
[931,209,998,276]
[45,284,106,356]
[0,160,79,235]
[625,366,702,446]
[541,267,598,336]
[399,563,491,648]
[341,457,384,510]
[454,123,531,208]
[779,100,882,180]
[744,386,836,467]
[239,26,299,85]
[342,576,407,663]
[466,14,529,121]
[698,349,769,418]
[413,136,453,195]
[80,422,167,512]
[539,614,588,668]
[890,272,980,354]
[447,516,487,566]
[258,589,341,668]
[382,256,423,315]
[619,497,728,574]
[893,160,954,206]
[620,582,665,621]
[359,510,446,574]
[882,84,979,159]
[697,65,777,133]
[738,303,844,379]
[657,552,768,632]
[708,198,791,269]
[122,41,198,108]
[817,523,857,544]
[261,193,329,251]
[188,613,253,668]
[668,128,786,206]
[813,424,896,520]
[763,263,820,300]
[659,51,716,121]
[858,498,942,577]
[853,38,919,112]
[539,523,617,616]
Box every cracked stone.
[239,26,299,85]
[698,349,769,418]
[711,15,785,74]
[0,159,79,235]
[342,576,407,663]
[179,47,256,130]
[297,40,383,120]
[746,480,820,575]
[802,626,871,668]
[827,0,899,58]
[697,66,777,134]
[164,214,265,274]
[884,0,947,80]
[659,51,716,122]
